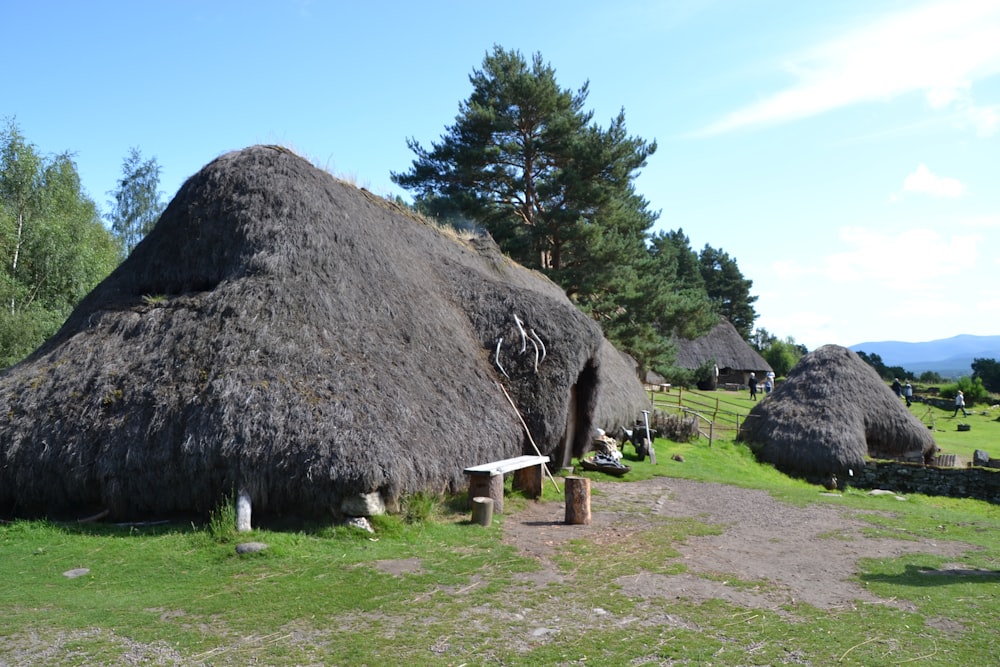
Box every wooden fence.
[646,387,755,446]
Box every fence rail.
[646,387,754,446]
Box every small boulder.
[344,516,375,533]
[340,492,385,517]
[235,541,268,554]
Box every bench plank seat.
[464,455,549,514]
[464,454,549,476]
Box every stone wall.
[851,460,1000,504]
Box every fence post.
[709,422,714,447]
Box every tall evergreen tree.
[392,46,708,370]
[971,357,1000,393]
[106,147,164,257]
[698,245,757,340]
[647,230,717,336]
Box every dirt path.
[503,476,974,614]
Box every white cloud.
[961,213,1000,229]
[896,164,967,199]
[770,226,979,287]
[965,104,1000,136]
[844,227,980,284]
[700,0,1000,134]
[755,221,998,348]
[925,84,969,109]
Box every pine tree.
[393,46,699,370]
[698,245,758,340]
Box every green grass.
[3,392,1000,665]
[909,399,1000,461]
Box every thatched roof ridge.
[737,345,936,481]
[674,318,771,373]
[0,145,647,519]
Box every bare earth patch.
[503,476,974,613]
[5,477,982,664]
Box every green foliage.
[400,491,441,524]
[207,494,238,543]
[698,244,757,340]
[855,349,913,381]
[971,357,1000,393]
[658,364,698,388]
[392,46,728,373]
[645,229,718,344]
[0,118,119,367]
[919,369,945,383]
[105,146,164,257]
[750,328,806,376]
[0,305,66,367]
[939,376,988,404]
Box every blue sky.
[6,0,999,350]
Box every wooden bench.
[464,454,549,514]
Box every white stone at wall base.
[340,492,386,517]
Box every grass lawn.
[2,390,999,665]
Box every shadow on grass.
[861,563,1000,587]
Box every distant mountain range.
[849,334,1000,378]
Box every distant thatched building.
[673,318,771,388]
[738,345,936,484]
[0,145,648,520]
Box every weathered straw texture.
[593,340,651,429]
[738,345,936,481]
[0,145,647,519]
[673,318,771,375]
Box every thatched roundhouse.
[737,344,936,484]
[0,145,647,520]
[673,318,771,388]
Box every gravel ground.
[504,476,974,613]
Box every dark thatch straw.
[737,344,936,482]
[0,145,647,520]
[673,318,772,378]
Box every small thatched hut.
[737,344,936,484]
[0,145,647,520]
[674,318,771,388]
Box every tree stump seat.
[464,455,549,514]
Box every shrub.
[940,376,988,405]
[207,494,238,543]
[400,491,440,524]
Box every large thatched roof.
[737,345,936,482]
[674,318,771,374]
[0,145,647,520]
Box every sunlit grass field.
[1,389,998,665]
